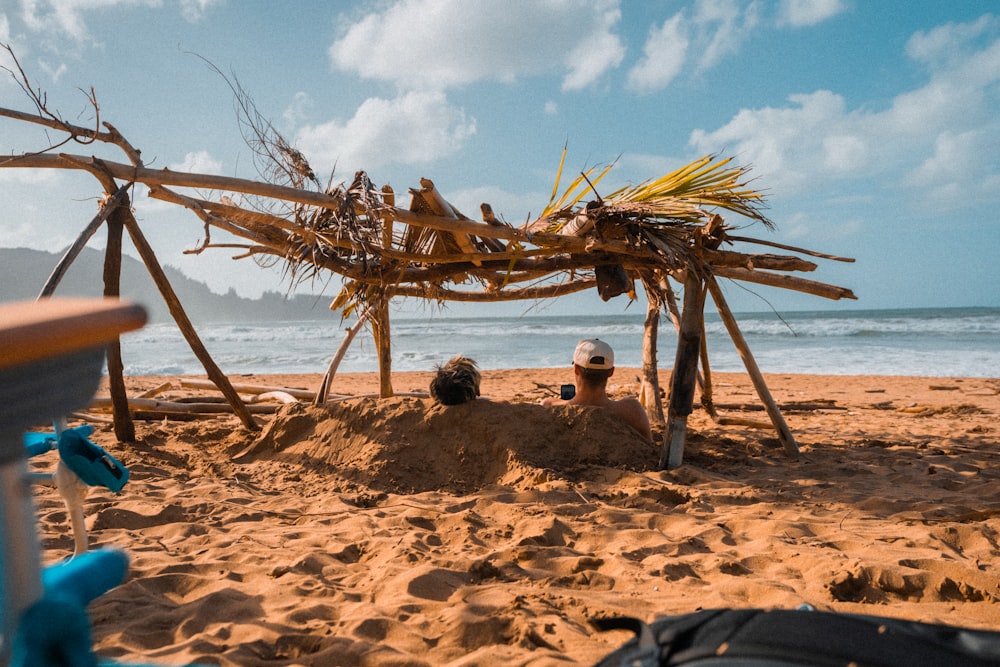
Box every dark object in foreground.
[591,608,1000,666]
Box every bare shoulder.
[613,396,645,412]
[611,396,653,441]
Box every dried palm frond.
[537,146,617,226]
[527,152,776,271]
[605,154,772,228]
[280,171,390,291]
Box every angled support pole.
[121,214,259,431]
[314,308,372,405]
[37,184,131,299]
[706,274,798,457]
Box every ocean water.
[118,307,1000,378]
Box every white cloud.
[693,0,760,73]
[0,165,60,185]
[560,4,625,91]
[171,150,223,175]
[776,0,845,28]
[905,14,999,68]
[12,0,219,44]
[623,0,760,92]
[37,58,67,81]
[689,16,1000,208]
[446,184,541,224]
[543,101,558,116]
[905,130,977,186]
[876,76,972,137]
[282,91,314,129]
[903,129,1000,209]
[179,0,220,22]
[690,89,849,193]
[17,0,161,42]
[0,14,19,76]
[0,215,54,247]
[329,0,624,91]
[626,14,688,93]
[822,135,867,173]
[778,210,861,242]
[294,91,476,174]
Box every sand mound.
[245,397,656,493]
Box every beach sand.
[27,369,1000,666]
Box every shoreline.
[103,369,1000,417]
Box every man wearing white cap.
[542,339,652,443]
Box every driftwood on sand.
[0,45,855,467]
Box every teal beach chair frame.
[0,299,146,666]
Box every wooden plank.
[180,379,316,400]
[88,396,278,414]
[0,298,146,370]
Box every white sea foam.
[119,307,1000,378]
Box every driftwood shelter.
[1,51,855,468]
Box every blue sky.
[1,0,998,317]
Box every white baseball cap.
[573,339,614,370]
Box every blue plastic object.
[41,549,129,609]
[59,428,129,493]
[22,432,56,459]
[58,427,130,493]
[23,425,129,493]
[11,549,128,667]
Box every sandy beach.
[27,368,1000,666]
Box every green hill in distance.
[0,247,334,323]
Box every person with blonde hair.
[542,339,652,442]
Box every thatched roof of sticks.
[168,151,854,304]
[1,47,855,467]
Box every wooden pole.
[659,270,706,470]
[371,299,394,398]
[665,277,709,406]
[706,274,798,457]
[640,280,665,426]
[697,310,718,421]
[381,185,395,250]
[314,309,371,405]
[713,267,856,301]
[37,183,130,298]
[103,202,136,442]
[388,279,597,302]
[121,214,259,430]
[698,320,776,430]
